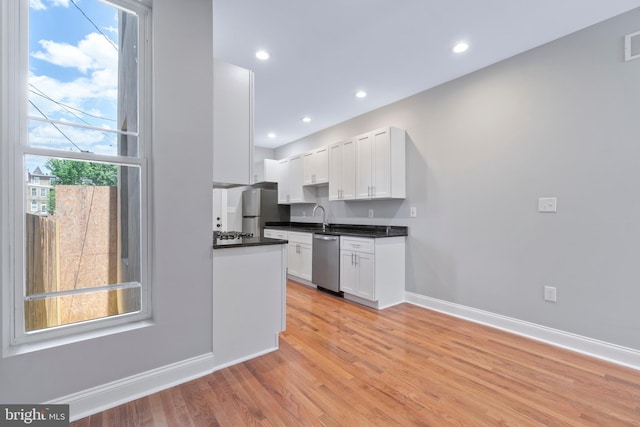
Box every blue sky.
[27,0,126,172]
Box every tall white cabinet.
[355,127,406,199]
[213,59,253,186]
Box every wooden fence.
[24,186,126,332]
[25,213,60,331]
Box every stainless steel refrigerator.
[242,188,290,237]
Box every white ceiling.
[213,1,640,149]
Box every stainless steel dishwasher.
[312,234,341,293]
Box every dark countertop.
[264,222,408,238]
[213,236,288,250]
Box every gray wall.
[275,8,640,350]
[0,0,215,402]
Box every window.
[2,0,152,345]
[30,187,36,197]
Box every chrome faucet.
[312,204,328,231]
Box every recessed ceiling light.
[452,42,469,54]
[268,132,276,138]
[301,116,311,123]
[256,50,270,60]
[355,90,367,98]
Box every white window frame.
[39,187,46,197]
[1,0,153,354]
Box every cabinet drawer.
[288,231,313,245]
[340,236,374,253]
[264,229,288,240]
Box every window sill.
[3,318,154,358]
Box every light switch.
[538,197,557,213]
[410,207,417,218]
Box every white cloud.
[49,0,70,7]
[32,40,94,73]
[31,33,117,74]
[30,0,47,10]
[28,30,120,138]
[29,0,70,10]
[104,26,118,34]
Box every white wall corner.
[404,292,640,371]
[47,353,215,422]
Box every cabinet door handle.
[354,253,358,266]
[351,253,354,265]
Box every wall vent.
[625,30,640,62]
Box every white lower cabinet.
[340,236,405,309]
[287,232,312,282]
[340,248,374,300]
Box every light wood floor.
[72,280,640,426]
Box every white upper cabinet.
[289,155,317,204]
[254,158,278,183]
[277,155,316,205]
[355,126,406,199]
[277,158,290,204]
[328,138,356,201]
[303,146,329,186]
[213,59,253,186]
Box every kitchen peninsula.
[212,232,287,367]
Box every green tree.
[44,159,117,186]
[44,159,118,214]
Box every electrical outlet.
[538,197,557,213]
[368,209,374,218]
[410,207,417,218]
[544,286,557,302]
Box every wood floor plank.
[72,280,640,426]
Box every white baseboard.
[212,345,279,371]
[405,292,640,371]
[51,344,282,422]
[48,353,215,422]
[287,275,316,288]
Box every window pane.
[28,119,138,157]
[28,0,139,134]
[24,286,141,332]
[24,156,141,331]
